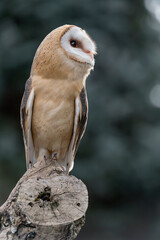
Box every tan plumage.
[20,24,96,174]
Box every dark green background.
[1,0,160,239]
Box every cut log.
[0,159,88,240]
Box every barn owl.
[20,24,96,174]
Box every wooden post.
[0,159,88,240]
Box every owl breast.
[31,78,75,165]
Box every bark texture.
[0,159,88,240]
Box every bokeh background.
[1,0,160,239]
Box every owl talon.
[51,152,57,161]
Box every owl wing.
[20,78,36,169]
[65,87,88,174]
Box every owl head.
[31,25,97,80]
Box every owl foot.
[51,152,66,173]
[43,153,65,173]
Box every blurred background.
[1,0,160,239]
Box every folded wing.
[65,87,88,174]
[20,78,36,169]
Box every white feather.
[61,26,96,66]
[26,89,36,168]
[65,96,80,174]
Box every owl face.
[31,25,96,79]
[60,26,96,68]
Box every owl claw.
[51,152,57,161]
[50,152,64,173]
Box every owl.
[20,24,96,174]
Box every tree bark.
[0,159,88,240]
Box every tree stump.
[0,159,88,240]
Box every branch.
[0,158,88,240]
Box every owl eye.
[70,40,77,47]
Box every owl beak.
[83,50,94,60]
